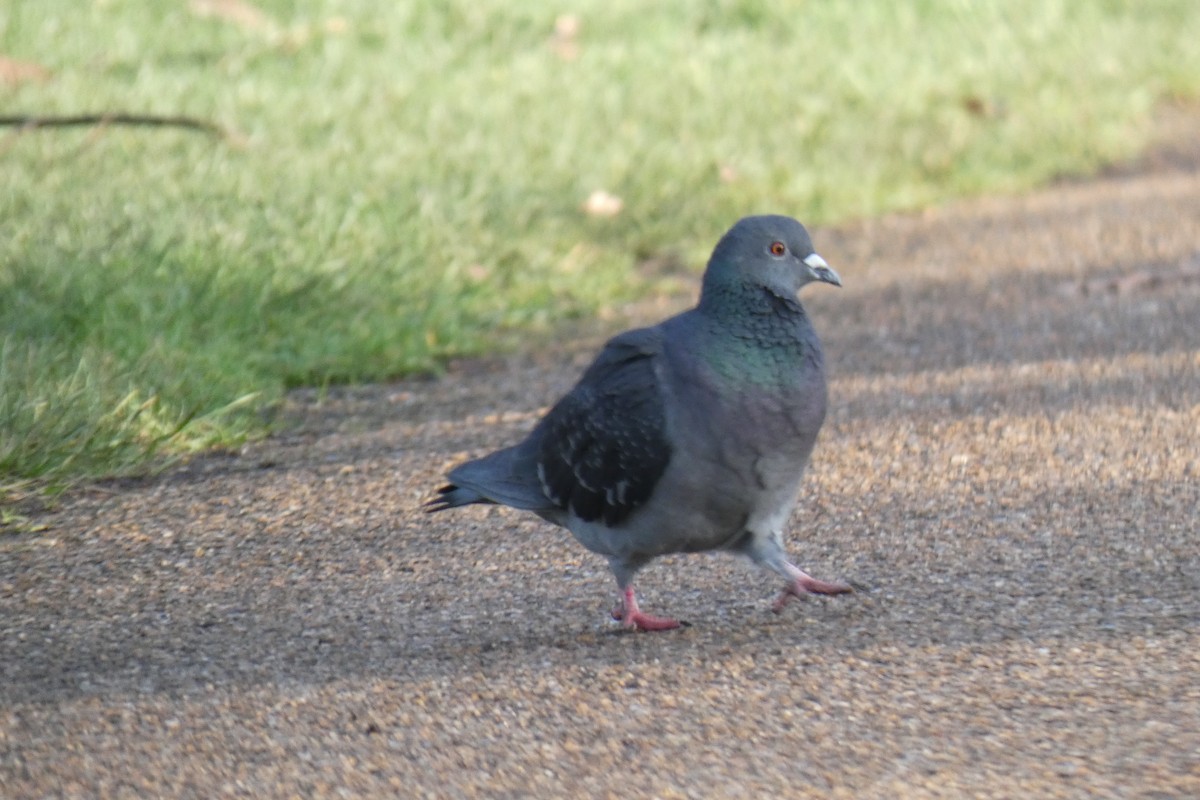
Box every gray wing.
[534,328,673,527]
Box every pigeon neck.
[698,279,807,327]
[693,278,820,388]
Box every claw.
[771,566,853,613]
[612,586,682,632]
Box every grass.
[2,0,1199,492]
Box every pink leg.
[610,586,681,632]
[771,563,852,613]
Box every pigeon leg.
[611,586,681,632]
[771,563,852,613]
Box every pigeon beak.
[803,253,842,287]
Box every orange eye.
[769,241,787,257]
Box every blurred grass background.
[2,0,1199,492]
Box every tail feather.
[426,444,552,515]
[424,483,491,514]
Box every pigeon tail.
[423,483,488,513]
[427,445,554,514]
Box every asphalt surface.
[3,121,1199,798]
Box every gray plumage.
[428,215,851,630]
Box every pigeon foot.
[771,565,853,613]
[611,587,682,632]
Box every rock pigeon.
[427,215,851,631]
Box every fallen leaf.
[0,56,52,86]
[550,14,581,61]
[189,0,274,32]
[582,189,623,217]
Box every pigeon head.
[700,215,841,305]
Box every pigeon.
[427,215,851,631]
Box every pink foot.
[611,587,682,632]
[771,565,853,613]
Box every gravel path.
[4,127,1200,797]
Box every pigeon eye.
[769,241,787,257]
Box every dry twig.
[0,113,229,138]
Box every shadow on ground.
[3,127,1199,797]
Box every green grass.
[3,0,1199,491]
